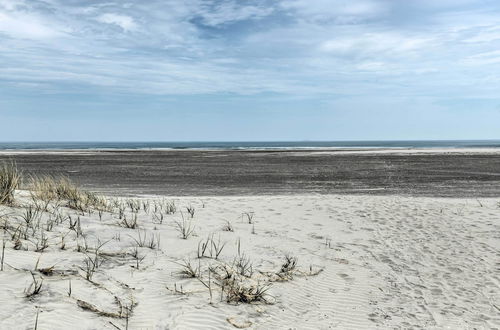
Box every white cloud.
[281,0,387,23]
[97,13,138,32]
[355,61,387,71]
[320,33,433,58]
[464,27,500,43]
[463,50,500,65]
[0,0,500,101]
[0,0,25,11]
[196,1,274,26]
[0,11,63,39]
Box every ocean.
[1,141,499,197]
[0,140,499,150]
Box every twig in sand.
[34,308,39,330]
[242,212,254,224]
[1,238,5,271]
[76,299,122,318]
[166,283,188,295]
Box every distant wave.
[0,140,499,150]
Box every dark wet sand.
[1,149,500,197]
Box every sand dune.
[0,192,499,329]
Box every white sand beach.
[3,0,500,328]
[1,191,498,329]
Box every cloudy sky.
[1,0,500,141]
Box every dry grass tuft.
[120,214,138,229]
[197,234,226,259]
[0,161,21,205]
[25,271,44,297]
[279,254,297,275]
[175,259,200,278]
[223,278,272,304]
[222,221,234,232]
[29,175,110,213]
[209,263,272,304]
[130,230,160,249]
[174,218,195,239]
[186,205,195,218]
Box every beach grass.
[0,161,21,205]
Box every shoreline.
[1,146,500,154]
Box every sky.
[1,0,500,141]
